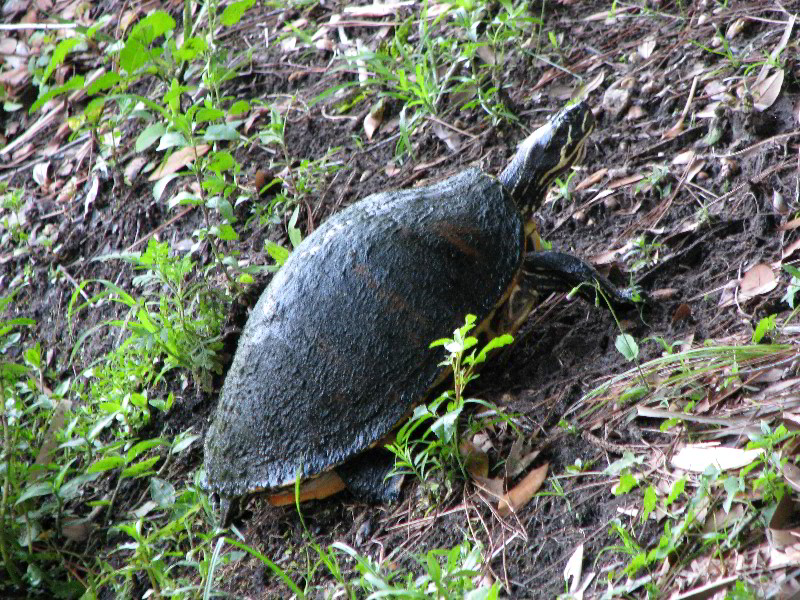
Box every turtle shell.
[204,167,524,498]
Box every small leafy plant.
[386,315,512,499]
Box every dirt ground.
[2,0,799,598]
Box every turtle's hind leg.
[337,449,404,503]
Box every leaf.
[220,0,255,26]
[126,438,165,463]
[203,123,240,141]
[641,485,657,523]
[129,10,176,45]
[752,314,776,343]
[119,38,148,74]
[174,36,208,62]
[753,69,784,112]
[430,406,462,442]
[88,455,125,473]
[613,472,638,495]
[135,123,167,152]
[213,224,239,241]
[122,456,160,478]
[42,38,82,84]
[266,241,289,266]
[615,334,639,361]
[30,75,84,113]
[207,152,235,176]
[86,71,121,95]
[229,100,251,116]
[473,334,513,365]
[15,482,53,505]
[665,477,685,506]
[670,445,764,472]
[156,132,188,150]
[563,543,584,593]
[739,263,777,299]
[153,174,179,201]
[498,462,548,516]
[148,144,210,181]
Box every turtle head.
[498,102,595,216]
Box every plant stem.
[0,380,23,586]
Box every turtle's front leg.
[522,251,642,309]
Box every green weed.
[386,314,513,500]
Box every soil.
[1,0,799,598]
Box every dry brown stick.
[125,205,196,252]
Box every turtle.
[204,101,633,525]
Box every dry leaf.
[779,217,800,232]
[662,118,685,139]
[384,162,401,177]
[315,37,333,52]
[702,504,745,534]
[671,575,740,600]
[755,13,795,86]
[343,1,414,17]
[498,462,548,516]
[608,174,643,189]
[564,543,584,593]
[31,399,71,480]
[32,161,50,189]
[431,122,460,152]
[686,159,706,183]
[782,238,800,261]
[783,462,800,494]
[84,176,99,216]
[725,18,746,40]
[61,520,93,542]
[119,9,140,34]
[753,69,784,112]
[124,157,148,183]
[624,105,646,121]
[268,471,346,505]
[671,303,692,324]
[148,145,210,181]
[739,263,777,299]
[363,100,385,141]
[696,101,722,119]
[280,36,297,53]
[638,37,656,59]
[472,474,505,501]
[505,436,540,479]
[460,440,489,479]
[575,167,607,191]
[584,71,605,95]
[672,150,695,165]
[704,80,728,101]
[768,492,800,550]
[582,5,635,21]
[476,45,496,66]
[671,444,764,472]
[602,87,631,119]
